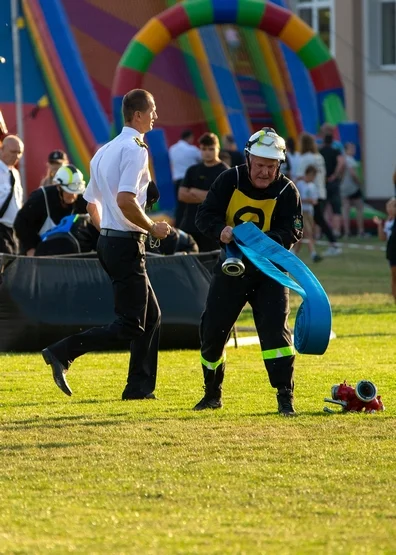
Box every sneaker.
[193,392,223,411]
[323,246,342,256]
[277,388,297,416]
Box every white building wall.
[363,0,396,199]
[363,75,396,198]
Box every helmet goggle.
[60,180,85,192]
[246,129,285,154]
[53,164,86,194]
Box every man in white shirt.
[42,89,171,400]
[169,130,201,226]
[0,135,24,254]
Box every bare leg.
[354,199,365,236]
[342,199,351,236]
[332,214,342,236]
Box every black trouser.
[313,199,336,244]
[326,180,342,215]
[47,234,161,396]
[174,179,186,228]
[0,223,18,254]
[199,258,295,393]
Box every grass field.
[1,239,395,554]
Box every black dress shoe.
[42,348,72,397]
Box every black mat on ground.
[0,251,219,352]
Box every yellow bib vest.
[226,189,277,232]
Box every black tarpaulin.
[0,251,219,351]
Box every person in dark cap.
[39,150,69,187]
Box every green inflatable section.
[297,35,332,70]
[323,95,348,126]
[358,204,386,223]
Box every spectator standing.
[340,143,365,237]
[373,198,396,302]
[317,123,344,151]
[284,137,301,182]
[178,132,229,252]
[169,130,201,227]
[294,165,322,262]
[320,134,345,238]
[219,149,232,167]
[14,163,88,256]
[40,150,69,187]
[42,89,171,399]
[296,133,341,256]
[222,134,245,167]
[0,135,24,254]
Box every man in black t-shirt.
[178,132,229,252]
[319,134,345,237]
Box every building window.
[381,1,396,66]
[296,0,334,55]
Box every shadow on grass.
[2,412,131,431]
[338,332,396,338]
[2,398,121,408]
[0,442,85,452]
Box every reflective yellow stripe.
[200,352,226,371]
[64,165,74,184]
[262,346,295,360]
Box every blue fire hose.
[228,222,332,355]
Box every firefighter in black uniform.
[193,128,303,416]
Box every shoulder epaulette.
[134,137,148,149]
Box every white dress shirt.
[0,160,24,228]
[84,127,151,232]
[168,140,201,181]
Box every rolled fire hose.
[226,222,332,355]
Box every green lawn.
[1,241,395,554]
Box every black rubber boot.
[193,365,224,411]
[277,388,297,416]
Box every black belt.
[100,229,148,242]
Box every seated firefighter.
[14,164,98,256]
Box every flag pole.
[11,0,27,199]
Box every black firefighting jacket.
[196,164,303,251]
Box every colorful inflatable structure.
[1,0,360,209]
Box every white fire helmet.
[245,127,286,162]
[53,164,86,194]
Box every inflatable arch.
[112,0,347,133]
